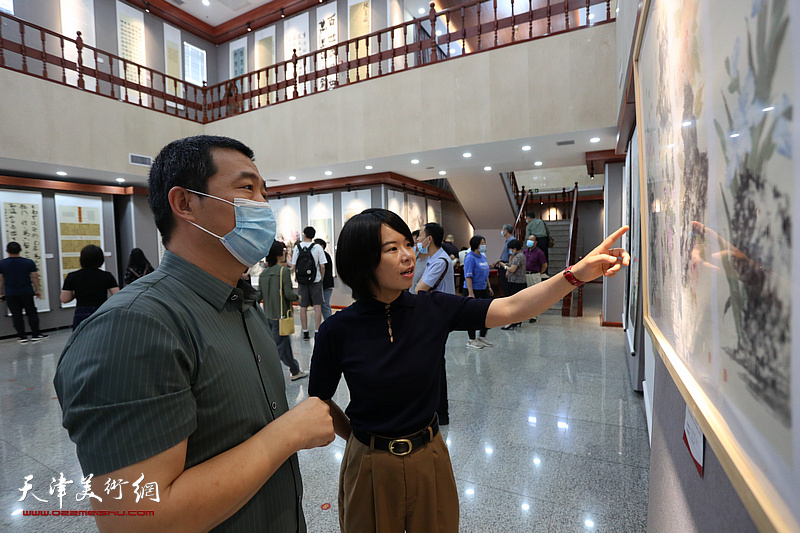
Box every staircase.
[545,220,571,271]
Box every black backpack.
[294,243,317,285]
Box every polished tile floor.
[0,284,649,532]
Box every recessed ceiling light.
[534,161,543,166]
[463,152,472,158]
[418,7,425,14]
[324,171,333,176]
[522,145,531,151]
[411,159,419,164]
[56,171,67,176]
[681,120,692,127]
[762,106,774,112]
[202,0,210,5]
[729,133,740,138]
[590,137,600,143]
[365,165,373,170]
[288,175,297,181]
[439,170,447,176]
[484,166,492,171]
[116,177,126,183]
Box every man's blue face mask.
[186,189,276,268]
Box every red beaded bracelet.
[563,265,584,287]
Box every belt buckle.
[388,438,413,456]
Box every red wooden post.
[334,46,340,87]
[40,29,47,78]
[365,35,370,78]
[403,24,408,69]
[607,0,611,20]
[20,21,28,73]
[585,0,590,25]
[107,53,114,97]
[528,0,533,39]
[493,0,498,47]
[510,0,515,42]
[354,40,360,81]
[202,81,208,123]
[461,7,466,49]
[477,2,482,50]
[136,64,142,105]
[377,32,382,75]
[445,10,451,55]
[0,16,5,67]
[76,31,84,89]
[547,0,551,34]
[429,3,437,62]
[292,49,299,98]
[565,0,570,30]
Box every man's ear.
[168,187,197,224]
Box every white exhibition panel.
[0,190,50,312]
[54,194,105,309]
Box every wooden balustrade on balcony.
[0,0,614,123]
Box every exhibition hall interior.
[0,0,796,531]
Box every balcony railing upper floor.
[0,0,615,124]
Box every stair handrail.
[513,185,530,242]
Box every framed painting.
[634,0,797,530]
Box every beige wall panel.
[0,68,203,178]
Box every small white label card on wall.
[683,405,705,477]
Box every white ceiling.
[169,0,273,27]
[0,126,616,190]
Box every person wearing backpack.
[292,226,327,340]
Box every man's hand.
[282,397,335,450]
[570,226,631,282]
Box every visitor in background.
[123,247,155,286]
[314,238,335,320]
[61,244,119,330]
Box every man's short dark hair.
[148,135,255,246]
[79,245,105,269]
[507,238,521,251]
[6,242,21,254]
[313,238,327,250]
[526,211,536,218]
[265,241,286,267]
[423,223,444,247]
[410,229,420,239]
[469,235,484,251]
[303,226,316,239]
[336,208,412,300]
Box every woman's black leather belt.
[353,415,439,456]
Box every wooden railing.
[562,181,581,316]
[0,1,614,123]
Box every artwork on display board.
[54,194,105,309]
[426,199,442,225]
[228,36,247,113]
[61,0,97,91]
[636,0,796,529]
[284,13,310,97]
[116,1,148,105]
[348,0,370,81]
[0,190,50,312]
[387,189,406,224]
[254,26,276,106]
[307,193,335,276]
[163,23,184,104]
[341,190,371,224]
[317,3,338,91]
[269,197,302,262]
[406,194,425,232]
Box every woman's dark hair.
[126,248,152,272]
[265,241,287,267]
[507,238,521,251]
[336,208,413,300]
[313,238,327,250]
[469,235,484,251]
[80,245,105,269]
[148,135,255,246]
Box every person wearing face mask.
[523,236,548,323]
[308,209,631,533]
[495,223,515,297]
[409,229,428,294]
[463,234,494,349]
[54,136,334,533]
